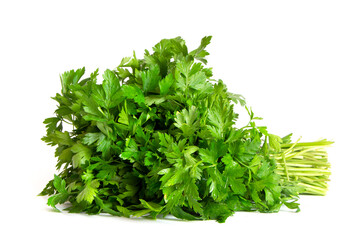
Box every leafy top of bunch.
[40,36,299,223]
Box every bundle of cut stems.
[273,138,333,196]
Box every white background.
[1,0,359,239]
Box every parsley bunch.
[40,36,331,222]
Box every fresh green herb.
[39,36,332,222]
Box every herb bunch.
[40,36,331,222]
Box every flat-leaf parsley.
[40,36,332,222]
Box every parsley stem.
[272,139,332,195]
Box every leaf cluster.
[40,36,299,222]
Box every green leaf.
[142,64,162,94]
[71,143,92,168]
[189,36,212,64]
[118,108,129,125]
[171,206,200,220]
[82,97,107,122]
[174,105,199,137]
[82,132,103,145]
[206,167,228,202]
[53,131,73,146]
[102,69,122,108]
[159,73,174,95]
[140,199,164,212]
[144,95,166,106]
[76,180,100,203]
[47,193,69,211]
[131,209,152,218]
[283,201,300,211]
[269,134,283,152]
[47,175,69,210]
[265,188,275,205]
[90,68,99,82]
[60,67,85,95]
[121,85,145,104]
[203,202,233,223]
[53,174,67,194]
[189,71,207,90]
[43,117,61,134]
